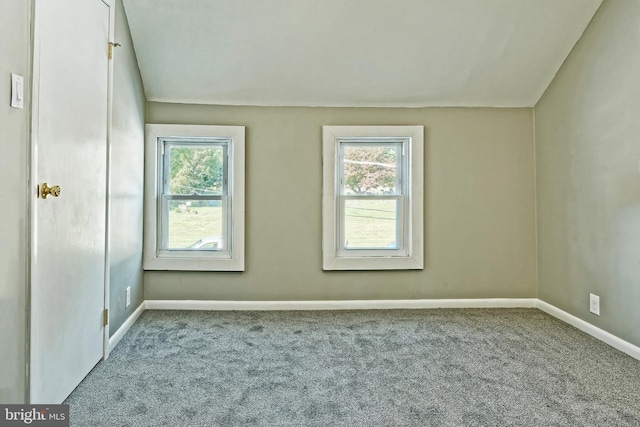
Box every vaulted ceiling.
[123,0,602,107]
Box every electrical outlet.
[125,286,131,308]
[589,293,600,316]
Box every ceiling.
[123,0,602,108]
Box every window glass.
[338,139,406,254]
[341,144,401,195]
[166,146,225,195]
[160,141,228,252]
[343,199,399,249]
[166,200,223,250]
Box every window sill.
[143,255,244,271]
[322,255,423,271]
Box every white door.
[30,0,112,404]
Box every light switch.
[11,73,24,109]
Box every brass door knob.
[40,183,61,199]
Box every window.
[144,124,245,271]
[322,126,423,270]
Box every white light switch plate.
[11,73,24,109]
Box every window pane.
[167,145,224,195]
[344,199,398,249]
[166,200,223,250]
[342,144,400,195]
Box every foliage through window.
[169,145,224,195]
[342,145,398,194]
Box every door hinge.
[103,309,109,326]
[108,42,121,60]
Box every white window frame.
[144,124,245,271]
[322,125,424,270]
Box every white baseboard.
[537,300,640,361]
[107,301,146,355]
[108,298,639,363]
[144,298,538,311]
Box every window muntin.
[159,139,230,255]
[337,139,409,256]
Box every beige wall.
[0,0,31,403]
[535,0,640,346]
[108,0,146,336]
[145,104,537,301]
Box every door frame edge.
[103,0,116,360]
[25,0,36,405]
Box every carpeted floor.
[65,309,640,426]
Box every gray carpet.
[65,309,640,426]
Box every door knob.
[40,183,61,199]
